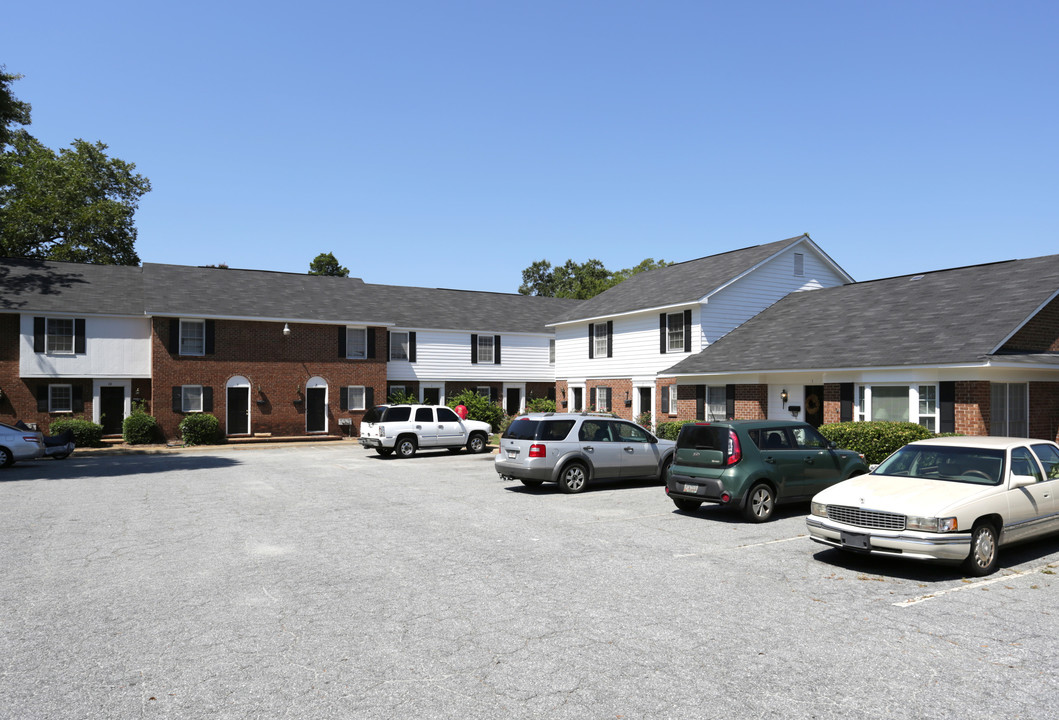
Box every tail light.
[529,444,546,458]
[726,429,741,466]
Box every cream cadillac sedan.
[806,436,1059,576]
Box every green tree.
[0,133,150,264]
[518,257,671,299]
[1,67,32,187]
[309,251,349,276]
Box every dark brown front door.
[100,386,125,435]
[306,387,327,433]
[804,385,824,428]
[506,388,521,415]
[227,386,249,435]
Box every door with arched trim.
[227,376,251,435]
[306,377,328,433]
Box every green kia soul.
[664,420,868,522]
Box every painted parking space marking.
[894,562,1057,607]
[674,534,807,557]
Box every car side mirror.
[827,441,837,450]
[1011,474,1038,488]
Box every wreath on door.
[804,393,821,416]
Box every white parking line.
[674,534,807,557]
[894,562,1057,607]
[578,512,674,525]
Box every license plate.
[840,531,871,551]
[682,483,699,494]
[507,450,518,459]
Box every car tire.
[673,498,701,512]
[375,448,393,457]
[964,522,999,576]
[467,433,487,454]
[658,456,673,484]
[558,461,589,494]
[520,478,543,488]
[742,483,775,522]
[395,437,417,458]
[0,446,12,468]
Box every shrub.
[818,421,938,465]
[526,397,556,413]
[122,404,158,445]
[178,413,220,446]
[447,389,505,431]
[655,421,687,441]
[636,412,653,432]
[48,418,104,447]
[387,389,418,404]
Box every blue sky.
[4,1,1057,293]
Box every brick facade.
[586,378,634,420]
[734,384,768,420]
[954,380,990,436]
[823,383,842,425]
[152,318,387,440]
[1003,297,1059,352]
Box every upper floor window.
[549,339,555,364]
[47,319,75,354]
[794,252,805,277]
[667,312,685,352]
[390,331,409,361]
[594,324,608,358]
[180,320,205,356]
[347,328,367,359]
[477,334,494,364]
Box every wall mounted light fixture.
[780,388,789,406]
[283,323,291,336]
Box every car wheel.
[742,483,775,522]
[673,498,701,512]
[658,456,673,484]
[0,446,12,468]
[467,433,487,454]
[964,523,999,576]
[395,437,417,458]
[558,462,589,494]
[375,448,393,457]
[520,478,543,488]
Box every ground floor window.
[667,385,678,416]
[856,384,938,429]
[706,386,726,421]
[991,383,1028,437]
[49,384,73,413]
[595,387,610,412]
[347,386,366,410]
[182,385,204,413]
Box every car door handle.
[624,446,635,453]
[764,457,776,464]
[584,445,595,452]
[804,458,815,465]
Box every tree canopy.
[0,68,150,265]
[518,257,671,299]
[309,251,349,276]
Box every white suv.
[359,405,492,458]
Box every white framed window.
[857,385,910,422]
[346,328,367,359]
[476,386,491,397]
[991,383,1028,437]
[596,387,610,412]
[668,385,678,416]
[388,385,406,401]
[549,339,555,364]
[593,324,608,358]
[390,331,409,361]
[477,335,494,364]
[182,385,204,413]
[916,385,937,432]
[49,384,73,413]
[180,320,205,356]
[707,386,726,421]
[794,252,805,277]
[46,319,75,354]
[667,312,684,352]
[347,385,366,410]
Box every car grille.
[826,505,905,531]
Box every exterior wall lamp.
[780,388,788,406]
[283,323,291,336]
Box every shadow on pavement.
[0,453,242,481]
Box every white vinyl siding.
[20,316,152,379]
[387,330,554,382]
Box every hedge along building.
[1,258,577,440]
[660,253,1059,442]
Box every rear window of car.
[676,424,728,450]
[539,420,576,441]
[382,407,411,422]
[503,418,540,440]
[362,406,386,424]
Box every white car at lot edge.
[806,436,1059,576]
[359,404,492,458]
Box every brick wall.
[152,318,387,440]
[955,380,990,436]
[1003,297,1059,352]
[555,380,569,411]
[735,384,768,420]
[1030,381,1059,442]
[823,383,842,425]
[586,378,633,420]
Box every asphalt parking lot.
[3,443,1059,719]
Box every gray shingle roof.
[0,258,145,315]
[663,254,1059,375]
[551,235,816,324]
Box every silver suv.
[495,413,676,493]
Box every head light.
[906,516,958,533]
[810,502,827,517]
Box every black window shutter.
[339,326,347,358]
[384,331,390,359]
[172,386,182,413]
[661,386,669,414]
[494,335,501,365]
[471,334,478,364]
[588,324,595,359]
[37,386,48,412]
[204,320,215,355]
[72,385,84,413]
[659,313,667,354]
[590,387,597,409]
[340,387,349,411]
[34,317,46,353]
[604,386,612,410]
[75,319,86,354]
[683,310,692,352]
[367,328,376,359]
[725,384,736,420]
[939,381,956,434]
[169,319,180,353]
[606,321,613,358]
[840,383,855,423]
[490,387,498,403]
[365,387,374,406]
[409,332,417,363]
[696,385,706,419]
[203,386,214,412]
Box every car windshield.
[874,445,1005,485]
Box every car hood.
[813,474,997,517]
